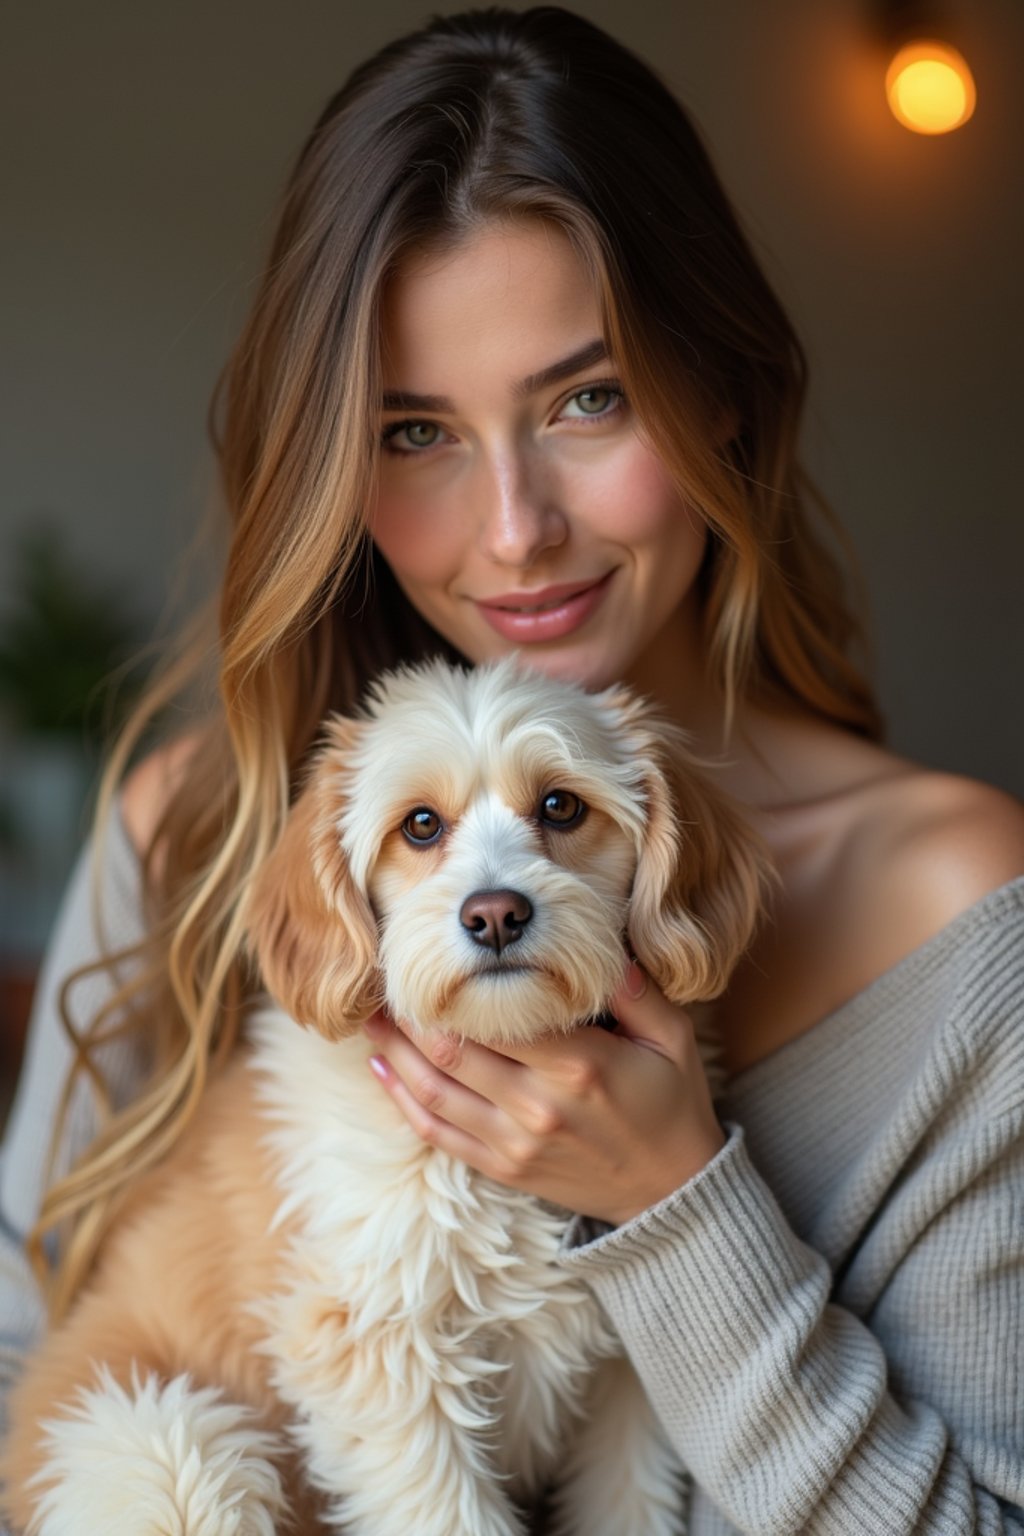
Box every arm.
[558,1110,1024,1534]
[551,863,1024,1535]
[0,803,150,1429]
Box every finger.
[367,1053,500,1173]
[379,1013,619,1135]
[607,961,694,1054]
[364,1021,506,1142]
[385,1015,539,1116]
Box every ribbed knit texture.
[559,877,1024,1532]
[1,814,1022,1533]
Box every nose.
[477,447,567,567]
[459,889,534,954]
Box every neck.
[626,597,730,753]
[624,597,818,814]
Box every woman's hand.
[362,961,726,1227]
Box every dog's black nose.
[459,889,533,954]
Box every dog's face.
[346,663,645,1045]
[245,658,768,1047]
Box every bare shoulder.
[120,732,204,858]
[717,724,1022,1071]
[844,760,1024,948]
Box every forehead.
[344,665,645,824]
[379,220,602,393]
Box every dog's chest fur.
[248,1007,621,1503]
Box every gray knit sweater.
[1,812,1022,1533]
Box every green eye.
[402,807,444,844]
[382,420,442,453]
[404,422,440,447]
[538,789,586,828]
[574,387,613,414]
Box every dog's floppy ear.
[243,717,382,1039]
[611,697,773,1004]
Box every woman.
[2,7,1022,1531]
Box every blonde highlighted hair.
[35,5,882,1315]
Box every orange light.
[885,40,976,134]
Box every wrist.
[604,1120,727,1228]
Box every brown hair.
[35,5,881,1315]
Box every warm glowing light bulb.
[886,41,976,134]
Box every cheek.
[575,438,697,549]
[368,832,446,916]
[545,812,636,904]
[370,486,464,588]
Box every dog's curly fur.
[2,658,769,1536]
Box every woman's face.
[371,219,707,693]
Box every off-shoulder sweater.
[1,810,1022,1533]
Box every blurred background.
[1,0,1022,1080]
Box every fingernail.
[368,1054,391,1083]
[625,960,648,999]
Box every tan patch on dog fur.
[1,1058,332,1532]
[374,823,448,889]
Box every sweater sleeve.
[556,903,1024,1534]
[0,808,150,1430]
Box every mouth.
[471,961,538,978]
[473,572,615,643]
[481,577,607,612]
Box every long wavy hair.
[34,5,882,1316]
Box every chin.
[405,963,611,1047]
[473,636,634,697]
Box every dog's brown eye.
[538,789,585,829]
[402,807,444,844]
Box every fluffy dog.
[3,657,768,1536]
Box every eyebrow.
[380,338,610,414]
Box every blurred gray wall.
[3,0,1022,791]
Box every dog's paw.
[26,1366,285,1536]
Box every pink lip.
[474,572,614,643]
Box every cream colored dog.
[3,658,767,1536]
